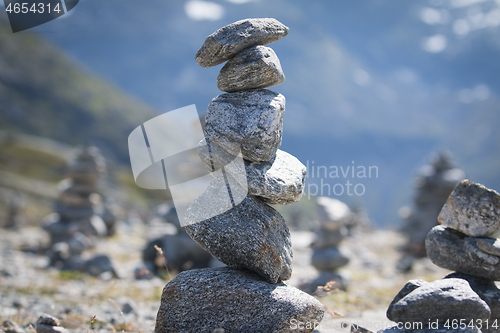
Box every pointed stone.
[185,193,292,284]
[196,18,289,68]
[204,89,285,162]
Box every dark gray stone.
[84,254,118,279]
[387,279,429,311]
[445,272,500,321]
[142,233,212,274]
[217,45,285,92]
[204,89,285,162]
[387,278,490,326]
[439,179,500,237]
[426,225,500,280]
[2,320,25,333]
[195,18,289,68]
[36,314,68,333]
[299,271,349,294]
[378,326,481,333]
[185,195,292,284]
[198,140,306,204]
[311,247,349,271]
[155,267,324,333]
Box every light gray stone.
[185,194,292,284]
[438,179,500,237]
[477,238,500,257]
[311,247,349,271]
[155,267,324,333]
[387,278,490,325]
[204,89,285,162]
[195,18,289,68]
[198,141,306,204]
[426,225,500,280]
[316,197,353,231]
[217,45,285,92]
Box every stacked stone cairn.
[154,18,325,332]
[43,146,118,278]
[301,197,352,294]
[381,180,500,333]
[398,151,465,270]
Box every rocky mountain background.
[1,0,499,225]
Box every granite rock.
[387,278,490,325]
[195,18,289,68]
[204,89,285,162]
[445,272,500,321]
[217,45,285,92]
[185,194,292,284]
[387,279,429,310]
[426,225,500,280]
[316,197,353,231]
[438,180,500,237]
[197,142,305,204]
[311,247,349,271]
[155,267,324,333]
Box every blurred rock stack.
[301,197,351,294]
[399,151,465,267]
[155,18,324,333]
[381,180,500,333]
[43,146,118,278]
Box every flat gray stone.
[426,225,500,280]
[316,197,353,231]
[217,45,285,92]
[204,89,285,162]
[387,278,490,325]
[439,180,500,237]
[445,272,500,321]
[196,18,289,68]
[185,194,292,284]
[378,326,481,333]
[155,267,324,333]
[198,140,305,204]
[311,247,349,271]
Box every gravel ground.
[0,223,451,333]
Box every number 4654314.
[5,2,62,14]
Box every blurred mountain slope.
[0,16,159,162]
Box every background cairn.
[380,180,500,333]
[42,146,118,278]
[398,150,465,271]
[155,18,325,333]
[301,196,352,294]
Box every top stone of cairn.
[438,179,500,237]
[195,18,289,68]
